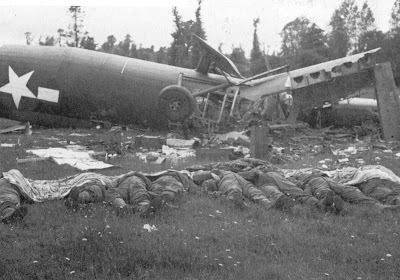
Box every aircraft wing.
[289,48,380,89]
[193,34,243,79]
[240,72,290,101]
[240,48,381,102]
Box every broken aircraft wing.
[240,48,381,102]
[240,72,290,101]
[289,48,380,89]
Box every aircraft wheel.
[158,85,195,122]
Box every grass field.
[1,128,400,280]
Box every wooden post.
[374,62,400,141]
[250,126,269,160]
[202,92,211,119]
[229,88,240,117]
[287,92,301,123]
[275,93,281,120]
[217,94,228,124]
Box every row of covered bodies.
[0,169,196,222]
[1,159,400,222]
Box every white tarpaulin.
[26,147,113,171]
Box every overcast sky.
[0,0,395,57]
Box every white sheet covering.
[2,169,114,202]
[282,165,400,186]
[27,147,113,171]
[324,165,400,186]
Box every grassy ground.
[1,128,400,279]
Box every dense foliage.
[26,0,400,84]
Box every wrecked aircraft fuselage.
[298,98,379,129]
[0,44,238,128]
[1,36,398,141]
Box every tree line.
[25,0,400,85]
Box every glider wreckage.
[0,35,399,140]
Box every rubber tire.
[158,85,195,122]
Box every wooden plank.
[374,62,400,140]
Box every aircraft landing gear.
[158,85,196,122]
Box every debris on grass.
[143,224,158,232]
[17,157,48,163]
[1,143,17,147]
[0,122,31,134]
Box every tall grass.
[1,128,400,279]
[1,193,400,279]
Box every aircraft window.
[208,62,223,75]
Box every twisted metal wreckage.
[0,35,398,139]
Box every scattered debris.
[268,122,308,131]
[215,131,250,147]
[161,145,192,158]
[69,133,92,137]
[166,138,200,148]
[155,157,166,164]
[196,148,233,162]
[143,224,158,232]
[0,122,31,135]
[134,135,165,150]
[1,143,17,148]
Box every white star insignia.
[0,66,36,108]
